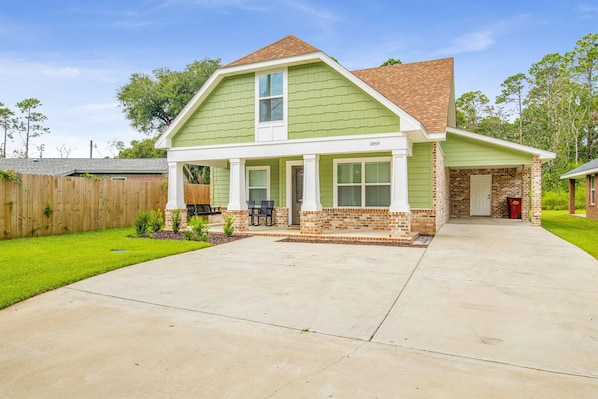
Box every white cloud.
[440,30,495,54]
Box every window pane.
[270,97,283,121]
[365,162,390,183]
[249,188,267,202]
[259,98,283,122]
[248,169,267,187]
[338,186,361,206]
[259,74,270,97]
[337,163,361,184]
[259,73,283,97]
[365,185,390,207]
[270,73,283,96]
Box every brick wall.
[531,156,542,226]
[274,207,289,227]
[449,167,525,218]
[434,143,450,230]
[322,208,389,231]
[411,209,436,235]
[389,212,411,238]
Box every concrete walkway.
[1,222,597,398]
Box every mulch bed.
[152,231,249,246]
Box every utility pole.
[89,140,93,159]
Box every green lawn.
[0,228,211,309]
[542,210,598,259]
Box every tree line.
[455,33,597,190]
[0,99,50,159]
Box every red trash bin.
[507,197,522,219]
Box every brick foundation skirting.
[322,208,388,231]
[389,212,411,238]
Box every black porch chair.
[255,200,274,226]
[247,200,257,226]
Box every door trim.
[286,160,303,225]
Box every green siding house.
[156,36,555,239]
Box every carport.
[442,128,555,225]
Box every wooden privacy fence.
[0,173,209,239]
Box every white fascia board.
[157,51,430,148]
[446,127,556,161]
[561,167,598,180]
[166,132,409,164]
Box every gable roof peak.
[224,35,321,68]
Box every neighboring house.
[0,158,168,182]
[561,158,598,220]
[156,35,555,238]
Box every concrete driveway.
[1,222,597,398]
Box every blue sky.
[1,0,596,158]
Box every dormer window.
[255,69,287,141]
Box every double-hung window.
[335,158,391,207]
[247,166,270,202]
[256,70,287,141]
[591,175,595,205]
[258,72,283,122]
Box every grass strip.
[542,210,598,259]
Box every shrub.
[134,210,149,237]
[182,230,194,241]
[171,209,181,234]
[148,209,164,232]
[188,216,209,242]
[223,213,235,237]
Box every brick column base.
[274,207,289,227]
[228,210,249,232]
[165,208,187,232]
[300,210,323,235]
[389,211,411,238]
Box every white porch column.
[302,154,322,211]
[166,161,185,209]
[390,148,411,213]
[227,158,247,211]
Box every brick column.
[531,155,542,226]
[165,208,187,232]
[228,210,249,232]
[300,210,323,235]
[521,166,531,221]
[389,211,411,238]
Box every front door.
[470,175,492,216]
[291,166,304,225]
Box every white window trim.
[255,68,288,142]
[333,157,392,208]
[246,165,271,202]
[591,175,595,205]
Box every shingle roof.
[224,35,320,67]
[352,58,454,133]
[561,158,598,179]
[0,158,168,176]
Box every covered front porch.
[163,132,419,239]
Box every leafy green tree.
[117,58,221,136]
[0,102,16,158]
[496,73,527,143]
[456,91,492,132]
[381,58,402,66]
[14,98,50,158]
[112,138,166,158]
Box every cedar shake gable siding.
[225,35,321,67]
[353,58,454,134]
